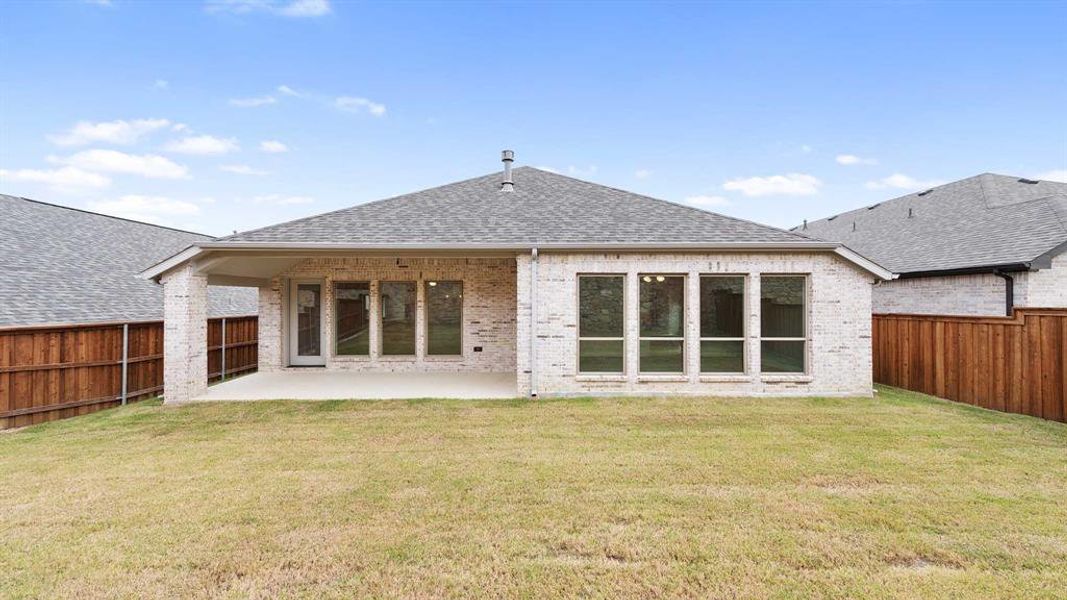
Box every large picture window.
[700,276,745,373]
[577,275,625,373]
[760,276,807,373]
[335,282,370,355]
[639,275,685,373]
[426,281,462,355]
[380,281,416,355]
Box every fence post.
[220,318,227,382]
[120,323,129,405]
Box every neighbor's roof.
[220,167,823,246]
[798,173,1067,275]
[0,194,257,327]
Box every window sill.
[637,374,688,383]
[699,374,753,383]
[575,374,627,383]
[331,355,372,362]
[377,355,418,362]
[761,374,814,383]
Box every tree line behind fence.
[0,316,257,429]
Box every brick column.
[162,263,208,404]
[747,273,761,376]
[257,281,282,372]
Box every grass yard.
[1,387,1066,599]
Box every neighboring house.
[0,194,257,327]
[143,152,891,403]
[799,174,1067,317]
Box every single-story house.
[0,194,257,326]
[798,173,1067,316]
[143,152,891,403]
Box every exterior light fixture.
[428,281,437,286]
[655,275,665,282]
[642,276,652,283]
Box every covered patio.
[195,371,518,401]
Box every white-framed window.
[699,275,745,373]
[577,274,625,374]
[638,274,685,373]
[760,275,808,373]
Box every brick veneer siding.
[517,251,875,398]
[257,257,517,373]
[162,262,208,404]
[1024,252,1067,308]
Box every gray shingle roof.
[0,194,257,327]
[221,167,820,246]
[797,173,1067,274]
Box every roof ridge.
[523,167,818,243]
[0,193,213,238]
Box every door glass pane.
[381,282,416,355]
[640,275,684,337]
[761,277,805,338]
[426,281,462,355]
[700,277,744,337]
[579,340,624,373]
[639,340,683,373]
[335,282,370,355]
[701,340,744,373]
[579,276,624,337]
[296,284,321,356]
[761,340,805,373]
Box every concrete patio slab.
[192,371,518,401]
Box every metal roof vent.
[917,189,934,196]
[500,149,515,192]
[802,219,808,230]
[1018,178,1040,184]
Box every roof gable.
[221,167,819,246]
[799,173,1067,274]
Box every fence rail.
[873,309,1066,422]
[0,316,257,429]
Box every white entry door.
[289,280,326,366]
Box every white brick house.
[801,173,1067,317]
[145,153,891,403]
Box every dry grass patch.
[1,386,1065,598]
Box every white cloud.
[335,96,386,116]
[259,140,289,153]
[164,135,239,155]
[171,123,190,133]
[800,145,813,154]
[277,84,303,97]
[683,195,731,208]
[154,79,169,90]
[635,169,652,179]
[723,173,822,197]
[1034,169,1067,183]
[206,0,331,17]
[567,165,598,177]
[836,154,878,166]
[52,149,189,179]
[88,195,203,224]
[241,194,314,205]
[49,118,172,146]
[220,164,269,176]
[229,95,276,108]
[865,173,944,191]
[0,166,111,190]
[277,0,330,17]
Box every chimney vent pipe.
[501,150,515,192]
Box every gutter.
[894,262,1031,279]
[140,240,892,281]
[993,270,1015,316]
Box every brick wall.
[162,263,208,403]
[517,251,875,398]
[258,257,517,373]
[1025,252,1067,308]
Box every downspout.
[529,247,538,398]
[993,269,1014,316]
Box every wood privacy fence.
[873,309,1066,422]
[0,316,257,429]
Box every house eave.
[140,240,893,282]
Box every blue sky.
[1,0,1065,236]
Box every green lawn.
[1,387,1065,599]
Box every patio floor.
[193,371,518,401]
